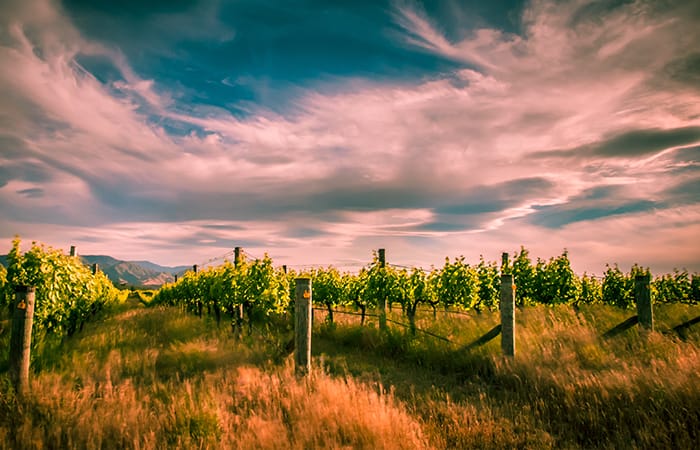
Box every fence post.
[377,249,387,330]
[69,245,76,256]
[9,286,36,396]
[234,247,244,325]
[295,278,312,376]
[635,274,653,331]
[92,263,99,275]
[501,252,509,273]
[500,274,515,357]
[193,264,198,274]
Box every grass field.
[1,296,699,449]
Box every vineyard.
[1,240,700,449]
[152,247,700,335]
[0,238,124,338]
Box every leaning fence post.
[295,278,312,376]
[500,274,515,357]
[9,286,36,396]
[635,274,653,331]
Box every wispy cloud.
[0,0,698,273]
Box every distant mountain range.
[0,254,190,288]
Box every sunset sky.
[1,0,699,274]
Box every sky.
[1,0,699,275]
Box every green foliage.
[475,256,499,311]
[153,255,290,328]
[533,251,581,305]
[511,246,536,306]
[364,253,395,310]
[692,274,700,304]
[407,268,434,308]
[311,266,347,321]
[0,264,7,310]
[4,237,119,337]
[654,269,694,304]
[578,273,602,305]
[433,256,479,310]
[154,245,698,331]
[602,264,632,308]
[343,269,368,316]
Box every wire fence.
[312,307,455,344]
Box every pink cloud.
[1,0,699,272]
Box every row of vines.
[1,239,697,338]
[152,247,700,334]
[0,238,122,338]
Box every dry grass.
[0,306,428,450]
[315,303,700,449]
[1,303,699,449]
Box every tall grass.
[1,302,699,449]
[315,304,700,449]
[0,305,427,449]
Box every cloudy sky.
[1,0,699,274]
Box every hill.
[127,260,190,275]
[80,256,176,287]
[0,254,177,287]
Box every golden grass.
[0,306,428,450]
[1,302,699,449]
[315,303,700,449]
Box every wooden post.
[174,274,178,283]
[9,286,36,396]
[377,249,387,331]
[234,247,241,267]
[635,274,653,331]
[92,263,99,275]
[234,247,244,326]
[500,274,515,357]
[282,265,287,274]
[69,245,76,256]
[501,252,509,273]
[294,278,312,376]
[193,264,198,274]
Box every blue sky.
[1,0,699,274]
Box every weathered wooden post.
[193,264,198,274]
[295,278,312,376]
[501,252,509,273]
[377,249,387,330]
[9,286,36,396]
[69,245,76,256]
[282,265,287,274]
[635,274,653,331]
[234,247,244,327]
[92,263,99,275]
[500,274,515,357]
